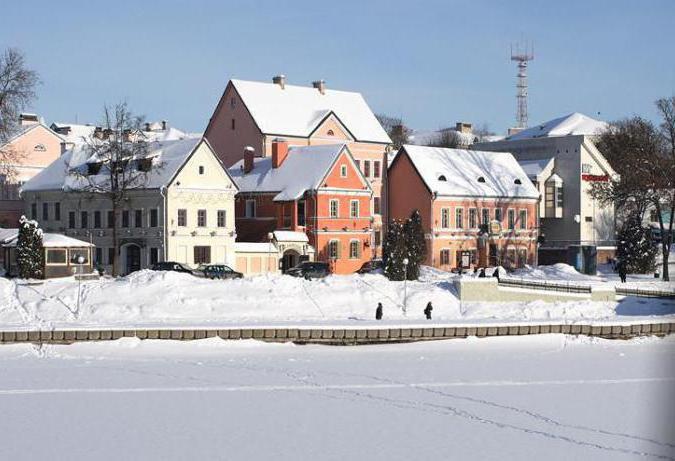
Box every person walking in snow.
[424,302,433,320]
[375,302,383,320]
[618,261,627,283]
[492,267,500,281]
[478,268,486,278]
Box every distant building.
[205,76,391,254]
[0,114,64,226]
[388,145,539,271]
[229,139,373,274]
[408,122,504,149]
[474,112,617,264]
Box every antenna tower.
[510,42,534,129]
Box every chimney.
[244,146,255,174]
[455,122,472,134]
[312,80,326,95]
[272,74,286,89]
[93,126,104,140]
[161,120,167,130]
[19,113,39,126]
[271,138,289,168]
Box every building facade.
[230,140,372,274]
[388,145,540,271]
[205,76,390,257]
[21,138,238,275]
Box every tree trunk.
[111,200,119,277]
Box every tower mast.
[510,43,534,129]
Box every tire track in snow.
[300,281,325,318]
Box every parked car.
[195,264,243,280]
[151,261,196,275]
[357,259,383,274]
[284,261,330,279]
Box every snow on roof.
[518,158,554,179]
[51,123,97,146]
[399,145,539,199]
[229,79,391,144]
[408,129,477,146]
[21,138,204,193]
[507,113,608,141]
[0,228,18,244]
[1,231,94,248]
[230,144,350,201]
[273,230,309,243]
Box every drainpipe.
[160,185,168,262]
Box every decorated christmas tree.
[16,216,44,279]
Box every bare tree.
[426,128,462,148]
[0,48,39,182]
[376,113,411,148]
[473,122,496,143]
[69,103,160,276]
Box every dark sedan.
[196,264,244,280]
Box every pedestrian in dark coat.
[375,302,383,320]
[424,302,433,320]
[492,267,500,281]
[478,268,486,278]
[618,262,627,283]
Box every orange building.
[229,140,372,274]
[205,76,391,257]
[388,145,540,271]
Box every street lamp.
[402,257,409,316]
[74,254,85,313]
[267,232,274,274]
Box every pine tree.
[16,215,43,279]
[383,220,407,281]
[617,216,657,274]
[403,210,427,280]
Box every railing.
[498,277,592,294]
[616,287,675,299]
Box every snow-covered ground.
[1,265,673,329]
[0,335,672,460]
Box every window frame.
[468,208,477,229]
[519,209,527,230]
[42,203,49,221]
[441,208,450,229]
[373,160,381,178]
[245,199,256,218]
[363,160,371,178]
[134,209,143,228]
[350,199,359,218]
[508,208,516,230]
[45,248,67,266]
[329,199,339,218]
[349,239,360,259]
[217,209,226,228]
[455,207,464,229]
[194,245,211,264]
[177,209,187,227]
[197,209,207,227]
[340,164,347,178]
[149,208,158,228]
[94,210,101,229]
[328,239,340,259]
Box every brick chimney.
[272,74,286,89]
[272,138,289,168]
[312,80,326,95]
[243,146,255,174]
[161,120,167,130]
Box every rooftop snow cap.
[312,80,326,95]
[272,74,286,89]
[19,113,39,126]
[272,138,289,169]
[244,146,255,174]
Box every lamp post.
[402,257,409,316]
[75,254,85,313]
[267,232,274,274]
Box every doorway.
[125,244,141,274]
[281,249,300,272]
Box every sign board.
[489,220,502,235]
[581,174,609,182]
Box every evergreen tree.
[383,220,407,281]
[16,215,43,279]
[403,210,427,280]
[617,216,657,274]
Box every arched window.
[477,176,485,183]
[514,178,522,185]
[327,129,334,136]
[34,144,46,152]
[438,175,447,182]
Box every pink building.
[388,145,540,271]
[205,76,391,257]
[0,114,63,226]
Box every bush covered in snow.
[16,216,43,279]
[617,216,657,273]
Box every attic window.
[34,144,46,152]
[438,175,447,182]
[477,176,486,183]
[327,129,334,136]
[199,165,205,175]
[514,179,522,185]
[137,159,153,172]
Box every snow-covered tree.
[16,215,43,279]
[383,220,407,281]
[617,216,657,274]
[403,210,427,280]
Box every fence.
[615,287,675,299]
[498,277,592,294]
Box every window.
[649,209,659,222]
[440,249,451,265]
[350,200,359,218]
[355,159,360,171]
[349,240,360,259]
[122,210,129,228]
[556,187,563,208]
[373,161,381,178]
[508,209,515,230]
[231,118,235,130]
[177,209,187,226]
[68,211,76,229]
[469,208,477,229]
[477,176,486,183]
[80,211,88,229]
[328,240,339,259]
[197,209,207,227]
[495,208,502,223]
[327,129,334,136]
[108,247,115,265]
[135,209,143,228]
[482,208,490,226]
[70,249,89,264]
[340,165,347,177]
[150,247,159,265]
[41,203,49,221]
[441,208,450,229]
[54,203,61,221]
[330,199,339,218]
[94,211,101,229]
[230,97,236,109]
[585,216,593,222]
[514,178,522,185]
[373,197,380,215]
[217,210,226,227]
[363,160,371,178]
[245,200,256,218]
[150,209,158,227]
[519,210,527,229]
[107,210,114,228]
[582,163,592,173]
[34,143,46,152]
[297,201,305,226]
[455,208,463,229]
[438,175,447,182]
[46,249,67,265]
[545,185,555,210]
[198,166,205,175]
[31,203,37,220]
[95,247,103,264]
[194,246,211,264]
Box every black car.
[195,264,244,280]
[284,261,330,279]
[357,259,383,274]
[151,261,195,275]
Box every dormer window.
[34,144,46,152]
[327,129,335,136]
[438,175,447,182]
[514,178,522,185]
[477,176,485,183]
[199,165,205,175]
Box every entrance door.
[126,245,141,274]
[282,250,300,272]
[489,244,498,266]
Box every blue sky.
[3,0,674,134]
